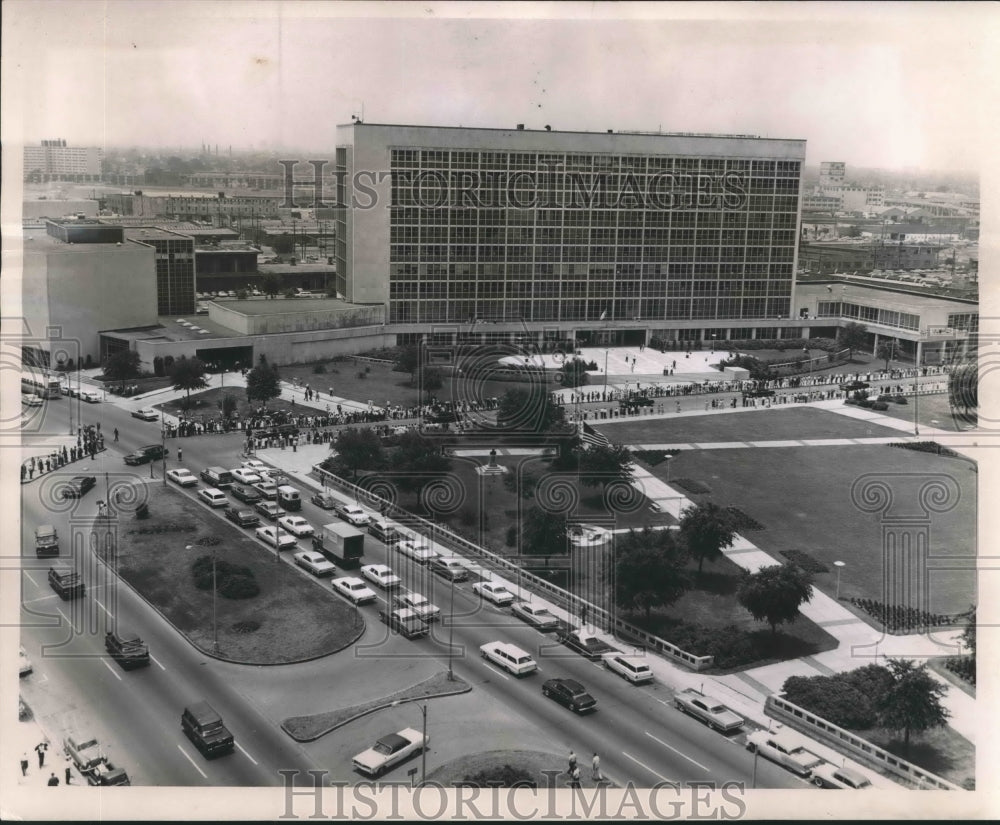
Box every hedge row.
[782,664,895,729]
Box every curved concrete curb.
[281,671,472,742]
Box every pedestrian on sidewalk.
[20,753,28,775]
[47,773,59,786]
[35,741,47,768]
[113,428,119,442]
[568,749,577,773]
[592,752,602,781]
[569,766,581,788]
[65,758,73,785]
[178,447,183,463]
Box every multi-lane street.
[19,394,805,789]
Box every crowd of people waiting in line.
[21,425,105,483]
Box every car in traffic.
[23,394,44,407]
[673,688,743,732]
[166,468,198,487]
[61,475,97,499]
[429,556,468,582]
[394,592,440,621]
[278,515,314,537]
[352,728,428,778]
[361,563,402,590]
[396,538,437,565]
[80,390,101,403]
[200,467,234,489]
[131,407,159,421]
[293,550,337,578]
[473,581,516,607]
[810,763,872,790]
[603,653,655,685]
[254,500,285,521]
[255,525,299,551]
[253,478,278,500]
[230,468,261,485]
[124,444,168,465]
[336,503,371,526]
[379,607,429,639]
[230,482,262,504]
[368,517,401,544]
[745,728,823,777]
[511,602,560,632]
[479,641,537,676]
[310,491,338,510]
[224,506,259,528]
[542,678,598,714]
[242,459,269,474]
[197,488,228,508]
[331,576,377,605]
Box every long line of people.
[20,425,105,483]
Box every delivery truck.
[312,521,364,569]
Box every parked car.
[394,592,440,621]
[254,500,285,521]
[310,491,338,510]
[278,515,314,537]
[331,576,377,605]
[224,506,259,528]
[361,563,402,590]
[810,763,872,790]
[336,503,371,526]
[197,488,228,508]
[19,646,32,677]
[602,653,655,685]
[352,728,428,778]
[542,678,598,713]
[473,581,515,607]
[131,407,159,421]
[674,688,743,732]
[396,538,437,565]
[124,444,168,465]
[230,468,261,485]
[61,475,97,499]
[80,390,101,403]
[745,728,823,777]
[294,550,336,578]
[511,602,560,631]
[255,525,298,551]
[166,468,198,487]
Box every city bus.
[21,372,63,399]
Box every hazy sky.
[4,1,998,173]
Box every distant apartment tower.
[334,123,805,328]
[23,139,104,178]
[819,161,846,186]
[124,227,197,316]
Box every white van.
[480,641,537,676]
[277,485,301,511]
[602,653,654,684]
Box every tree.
[220,393,238,419]
[331,427,386,480]
[844,224,862,238]
[520,506,569,558]
[559,357,590,389]
[419,365,444,398]
[876,339,900,371]
[261,272,282,299]
[961,606,976,657]
[577,442,634,489]
[678,502,736,575]
[615,527,689,621]
[246,356,281,407]
[837,322,868,362]
[282,287,298,300]
[271,233,294,254]
[737,563,814,635]
[103,350,141,381]
[948,362,977,413]
[497,387,565,434]
[387,430,452,498]
[171,356,209,408]
[875,658,950,751]
[394,345,421,381]
[503,466,541,499]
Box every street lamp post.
[711,334,717,353]
[420,703,428,787]
[834,560,845,600]
[447,574,457,681]
[161,426,167,486]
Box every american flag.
[579,421,610,448]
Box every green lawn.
[595,405,906,444]
[870,393,977,433]
[105,487,363,663]
[650,445,977,615]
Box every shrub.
[782,671,883,729]
[462,764,537,788]
[871,402,889,411]
[136,503,150,520]
[506,525,518,547]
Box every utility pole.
[421,703,428,786]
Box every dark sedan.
[224,506,260,528]
[541,678,598,714]
[61,475,97,499]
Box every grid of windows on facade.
[817,301,920,331]
[384,150,800,324]
[947,313,978,333]
[151,239,196,316]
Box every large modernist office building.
[334,123,806,343]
